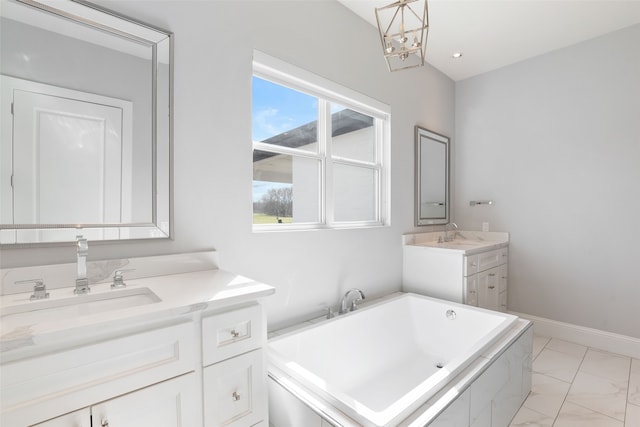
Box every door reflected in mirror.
[0,0,172,244]
[415,126,449,226]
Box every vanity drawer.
[202,304,263,366]
[203,349,266,427]
[1,321,196,427]
[465,247,507,275]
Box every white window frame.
[252,51,391,231]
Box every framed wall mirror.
[415,126,449,226]
[0,0,172,244]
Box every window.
[252,51,390,230]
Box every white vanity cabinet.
[0,268,275,427]
[17,303,269,427]
[403,231,509,312]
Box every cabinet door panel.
[203,349,266,427]
[499,291,508,312]
[477,267,501,311]
[91,374,200,427]
[465,275,478,306]
[498,264,508,293]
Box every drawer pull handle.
[488,285,496,289]
[232,391,241,401]
[101,419,109,427]
[469,290,476,294]
[231,330,240,338]
[488,273,496,277]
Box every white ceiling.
[338,0,640,81]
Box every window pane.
[333,164,377,222]
[330,105,375,162]
[252,77,318,153]
[253,150,320,224]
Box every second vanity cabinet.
[403,231,509,312]
[465,248,508,311]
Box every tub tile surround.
[510,337,640,427]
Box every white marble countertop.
[403,230,509,255]
[0,269,275,355]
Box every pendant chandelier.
[375,0,429,72]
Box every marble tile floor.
[510,336,640,427]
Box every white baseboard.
[509,311,640,359]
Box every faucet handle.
[350,295,364,311]
[16,279,49,300]
[111,269,135,289]
[326,306,336,319]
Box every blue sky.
[252,76,318,142]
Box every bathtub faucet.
[339,288,365,314]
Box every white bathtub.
[268,292,519,427]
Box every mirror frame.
[415,126,450,226]
[0,0,173,245]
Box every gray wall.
[454,24,640,338]
[0,1,455,330]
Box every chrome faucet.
[443,222,458,242]
[74,235,90,294]
[339,288,365,314]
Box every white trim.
[253,50,390,119]
[18,0,169,43]
[510,311,640,359]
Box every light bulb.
[411,31,420,48]
[385,36,395,53]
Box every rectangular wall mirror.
[0,0,172,244]
[415,126,449,225]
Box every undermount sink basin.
[1,287,161,329]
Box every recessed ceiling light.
[452,52,463,59]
